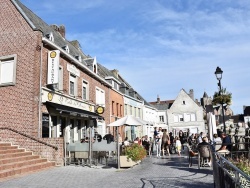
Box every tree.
[212,87,232,106]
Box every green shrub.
[124,144,147,162]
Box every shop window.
[42,114,49,138]
[51,116,57,138]
[0,54,17,86]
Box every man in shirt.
[217,132,231,154]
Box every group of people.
[188,131,232,153]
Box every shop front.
[41,88,104,142]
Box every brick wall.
[0,0,63,165]
[0,128,64,165]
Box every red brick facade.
[0,0,112,165]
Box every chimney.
[111,69,119,78]
[189,89,194,100]
[157,95,160,104]
[70,40,81,51]
[58,25,65,38]
[50,24,66,38]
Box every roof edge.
[11,0,38,31]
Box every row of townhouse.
[0,0,158,165]
[0,0,206,165]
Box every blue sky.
[21,0,250,115]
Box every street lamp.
[215,66,226,133]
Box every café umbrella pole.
[117,126,120,169]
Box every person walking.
[162,130,170,156]
[175,137,182,156]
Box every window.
[182,101,185,105]
[191,114,196,121]
[112,101,115,115]
[82,80,89,100]
[96,87,105,106]
[184,113,191,122]
[134,107,137,117]
[58,66,63,91]
[138,108,141,118]
[69,74,77,96]
[42,114,49,138]
[46,32,54,42]
[120,105,122,117]
[179,114,184,122]
[116,103,119,116]
[124,104,127,116]
[0,54,17,86]
[174,115,178,122]
[159,115,164,122]
[130,105,133,115]
[62,45,69,53]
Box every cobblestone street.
[0,151,214,188]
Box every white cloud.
[21,0,250,114]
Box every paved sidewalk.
[0,150,214,188]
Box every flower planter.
[120,156,138,168]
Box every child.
[175,137,182,156]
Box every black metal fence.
[212,143,250,188]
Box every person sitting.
[123,137,130,146]
[197,136,210,147]
[103,133,114,144]
[216,132,231,155]
[197,137,211,166]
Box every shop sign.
[96,106,104,114]
[47,50,60,84]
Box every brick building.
[0,0,112,165]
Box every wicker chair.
[197,145,212,169]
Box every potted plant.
[120,144,147,167]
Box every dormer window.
[75,55,82,62]
[45,32,54,42]
[62,45,69,53]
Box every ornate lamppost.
[215,66,226,132]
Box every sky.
[21,0,250,115]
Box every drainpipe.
[38,42,43,138]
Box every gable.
[170,89,201,112]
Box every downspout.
[38,42,43,138]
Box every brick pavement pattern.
[0,151,214,188]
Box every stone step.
[0,148,25,155]
[0,151,33,159]
[0,154,40,165]
[0,158,47,171]
[0,146,18,150]
[0,143,11,147]
[0,161,55,179]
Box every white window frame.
[58,66,63,91]
[0,54,17,86]
[174,115,178,122]
[96,87,105,107]
[184,113,191,122]
[191,113,196,121]
[82,79,89,100]
[69,73,77,96]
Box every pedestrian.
[175,137,182,156]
